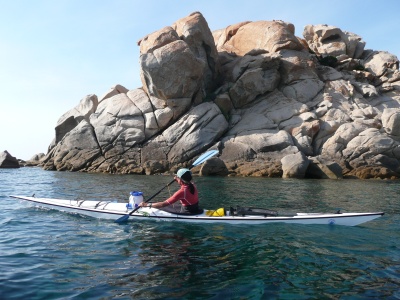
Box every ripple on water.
[0,169,399,299]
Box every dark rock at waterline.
[0,151,20,168]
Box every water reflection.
[102,219,400,299]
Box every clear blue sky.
[1,0,399,160]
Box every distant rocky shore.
[5,12,400,179]
[0,151,43,168]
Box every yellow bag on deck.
[205,208,225,217]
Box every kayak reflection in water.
[139,168,203,214]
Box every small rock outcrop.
[34,12,400,179]
[0,151,20,168]
[281,152,309,179]
[200,157,229,176]
[303,25,366,59]
[24,153,45,166]
[215,20,303,55]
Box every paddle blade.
[192,150,219,167]
[114,214,129,223]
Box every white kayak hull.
[10,196,384,226]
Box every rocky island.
[21,12,400,179]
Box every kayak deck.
[10,195,384,226]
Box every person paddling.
[139,168,202,214]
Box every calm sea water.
[0,167,399,299]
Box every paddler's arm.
[139,201,169,209]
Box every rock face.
[0,151,20,168]
[37,12,400,179]
[55,94,98,144]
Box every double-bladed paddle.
[114,149,219,223]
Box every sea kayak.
[10,195,384,226]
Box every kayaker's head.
[176,168,192,184]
